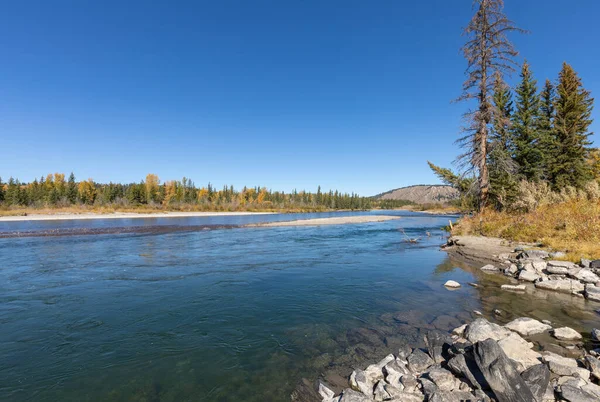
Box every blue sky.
[1,0,598,195]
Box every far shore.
[0,211,275,222]
[247,215,401,227]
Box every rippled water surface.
[1,211,598,401]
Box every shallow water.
[0,211,598,401]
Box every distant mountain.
[375,185,459,204]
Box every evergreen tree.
[512,61,543,181]
[0,177,4,203]
[456,0,522,209]
[551,62,594,189]
[537,79,556,180]
[67,172,77,204]
[488,72,518,208]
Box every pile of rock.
[482,249,600,301]
[318,317,600,402]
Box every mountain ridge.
[374,184,459,204]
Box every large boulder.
[464,318,512,343]
[584,355,600,380]
[504,317,552,337]
[534,278,585,294]
[520,364,550,402]
[547,260,578,270]
[559,384,598,402]
[446,354,484,390]
[474,339,536,402]
[383,359,410,387]
[423,367,461,392]
[591,260,600,269]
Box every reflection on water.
[0,211,598,401]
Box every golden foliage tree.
[145,174,160,204]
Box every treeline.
[0,173,375,211]
[429,0,598,211]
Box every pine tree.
[457,0,523,209]
[512,61,543,181]
[67,172,77,204]
[0,177,4,203]
[551,62,594,189]
[488,72,518,208]
[537,79,556,180]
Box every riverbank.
[247,215,402,227]
[0,211,274,222]
[297,236,600,402]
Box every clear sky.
[1,0,598,195]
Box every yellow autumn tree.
[590,148,600,182]
[54,173,66,197]
[77,179,96,205]
[145,174,160,204]
[256,187,268,204]
[197,187,209,203]
[163,181,177,205]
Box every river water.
[0,211,598,401]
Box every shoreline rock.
[317,317,599,402]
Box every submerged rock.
[501,284,527,291]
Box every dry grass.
[454,199,600,260]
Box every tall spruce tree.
[67,172,77,204]
[0,177,4,203]
[457,0,522,209]
[537,79,556,180]
[512,61,543,181]
[551,62,594,189]
[489,72,518,208]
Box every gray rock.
[591,260,600,269]
[474,339,536,402]
[584,284,600,302]
[546,361,590,380]
[481,264,500,272]
[447,354,484,390]
[584,355,600,380]
[541,352,579,368]
[384,387,424,402]
[424,367,461,391]
[520,364,550,402]
[546,265,570,275]
[418,377,438,399]
[384,359,410,386]
[407,349,434,374]
[373,380,390,401]
[339,388,372,402]
[581,258,592,268]
[519,250,550,259]
[505,317,552,336]
[319,382,336,400]
[501,284,527,291]
[534,278,585,294]
[464,318,512,343]
[572,268,600,284]
[548,260,578,269]
[398,345,413,360]
[505,264,519,276]
[518,270,540,282]
[443,280,461,288]
[559,384,598,402]
[592,328,600,341]
[552,327,582,341]
[400,374,420,393]
[428,390,479,402]
[452,324,468,337]
[424,331,451,364]
[497,332,542,372]
[549,251,566,259]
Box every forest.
[0,173,411,212]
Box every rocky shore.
[317,317,600,401]
[443,236,600,304]
[306,237,600,402]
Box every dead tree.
[456,0,523,209]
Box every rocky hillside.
[376,185,459,204]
